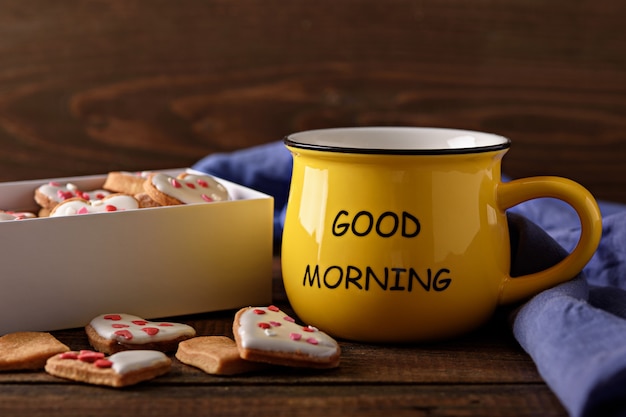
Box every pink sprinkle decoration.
[49,181,61,186]
[60,352,79,360]
[104,314,122,321]
[78,351,105,363]
[170,178,182,188]
[197,179,209,188]
[201,194,213,202]
[96,193,106,199]
[57,190,74,200]
[306,337,319,345]
[105,205,117,212]
[111,324,129,328]
[132,320,148,326]
[77,207,89,214]
[283,316,295,323]
[268,305,280,312]
[289,333,302,341]
[158,323,174,327]
[114,330,133,340]
[269,321,282,327]
[186,182,196,189]
[141,327,159,336]
[253,309,266,315]
[302,326,315,333]
[94,359,113,368]
[257,322,271,329]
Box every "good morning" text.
[302,264,452,292]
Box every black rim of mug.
[284,127,512,155]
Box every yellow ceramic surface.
[281,127,602,343]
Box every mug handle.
[496,176,602,305]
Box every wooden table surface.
[0,257,568,417]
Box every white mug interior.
[285,127,510,154]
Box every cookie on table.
[176,336,267,375]
[0,332,70,371]
[103,171,152,195]
[49,194,140,217]
[143,173,230,206]
[45,349,171,387]
[233,306,341,369]
[35,181,110,211]
[86,313,196,354]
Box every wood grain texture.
[0,0,623,202]
[0,258,568,416]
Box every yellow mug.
[281,127,602,342]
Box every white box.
[0,170,274,334]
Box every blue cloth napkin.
[193,141,626,417]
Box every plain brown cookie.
[0,332,70,371]
[103,171,151,195]
[176,336,267,375]
[45,350,171,387]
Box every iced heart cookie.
[233,306,341,369]
[0,332,70,371]
[143,173,229,206]
[176,336,267,375]
[0,210,36,221]
[49,194,139,217]
[45,349,171,387]
[35,181,110,210]
[86,313,196,354]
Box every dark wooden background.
[0,0,624,202]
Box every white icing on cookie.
[237,306,340,358]
[120,171,152,178]
[0,211,36,220]
[38,181,110,203]
[109,350,170,374]
[50,195,139,217]
[151,173,229,204]
[0,213,17,221]
[90,313,196,345]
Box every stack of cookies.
[1,170,230,221]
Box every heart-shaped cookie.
[45,349,171,387]
[143,173,230,206]
[233,306,341,369]
[86,313,196,354]
[35,181,111,210]
[49,194,139,217]
[0,211,36,221]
